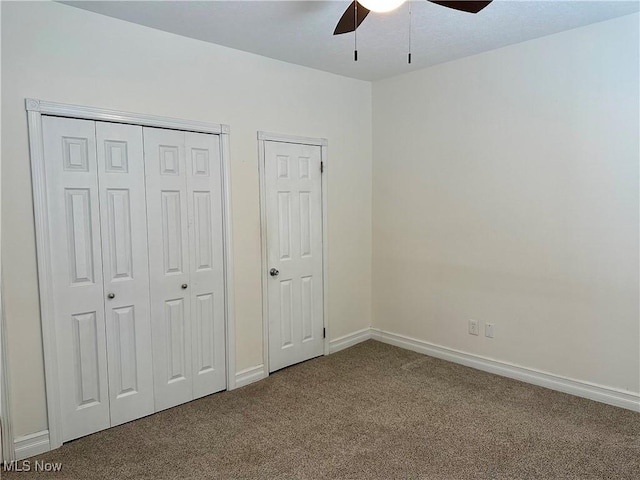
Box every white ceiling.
[63,1,640,81]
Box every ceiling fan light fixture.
[358,0,407,13]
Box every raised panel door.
[96,122,154,426]
[185,132,226,398]
[143,127,193,411]
[42,116,110,441]
[265,141,324,372]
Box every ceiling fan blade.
[334,1,371,35]
[428,1,492,14]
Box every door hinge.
[323,327,326,339]
[321,161,324,173]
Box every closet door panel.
[42,116,110,441]
[143,127,193,411]
[96,122,154,426]
[186,132,226,398]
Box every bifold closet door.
[95,122,154,426]
[185,132,226,400]
[42,117,226,440]
[144,127,226,411]
[43,117,155,441]
[43,117,110,441]
[144,128,193,411]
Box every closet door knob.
[270,268,279,277]
[181,284,188,289]
[107,293,115,299]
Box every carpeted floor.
[5,340,640,479]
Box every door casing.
[257,131,329,376]
[22,98,236,455]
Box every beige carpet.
[5,340,640,479]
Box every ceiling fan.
[334,1,493,35]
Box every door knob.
[107,293,115,299]
[270,268,279,277]
[181,284,188,289]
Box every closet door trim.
[24,98,235,454]
[26,99,229,135]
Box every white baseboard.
[234,364,266,389]
[14,430,50,460]
[235,328,373,389]
[329,328,372,354]
[371,328,640,412]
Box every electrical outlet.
[468,319,479,336]
[485,323,495,338]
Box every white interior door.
[144,127,193,411]
[43,116,110,441]
[264,141,324,372]
[144,127,227,410]
[38,115,229,443]
[185,132,226,399]
[96,122,154,426]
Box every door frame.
[23,98,236,453]
[257,131,329,376]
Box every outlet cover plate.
[485,323,495,338]
[469,319,479,336]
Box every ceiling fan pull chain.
[354,1,358,61]
[408,1,412,64]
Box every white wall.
[372,14,639,393]
[1,1,372,437]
